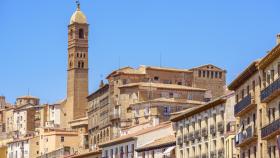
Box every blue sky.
[1,0,280,103]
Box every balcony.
[188,132,195,141]
[218,149,224,158]
[217,122,224,133]
[210,151,217,158]
[194,130,201,139]
[261,77,280,103]
[177,136,183,146]
[234,95,256,117]
[201,128,208,137]
[236,124,257,147]
[109,113,120,121]
[261,118,280,140]
[210,125,216,135]
[202,154,208,158]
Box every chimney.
[99,80,104,88]
[277,34,280,45]
[0,96,6,107]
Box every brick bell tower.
[66,2,89,122]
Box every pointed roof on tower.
[70,1,87,24]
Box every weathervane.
[76,0,80,9]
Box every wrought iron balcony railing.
[261,77,280,103]
[234,95,255,116]
[210,125,216,135]
[236,124,257,147]
[201,128,208,137]
[218,122,224,133]
[261,118,280,139]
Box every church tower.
[66,2,89,122]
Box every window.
[219,72,222,78]
[279,102,280,116]
[169,92,174,98]
[252,80,256,93]
[271,69,275,82]
[207,71,210,78]
[203,71,206,77]
[241,89,245,99]
[154,76,159,81]
[278,63,280,77]
[260,109,262,127]
[61,136,64,142]
[198,70,201,77]
[211,71,214,78]
[215,71,218,78]
[253,113,256,128]
[247,85,250,96]
[79,29,84,39]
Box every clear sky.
[1,0,280,104]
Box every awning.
[163,146,175,155]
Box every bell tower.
[66,2,89,122]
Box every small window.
[79,29,84,39]
[154,76,159,81]
[61,136,64,142]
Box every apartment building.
[228,60,262,158]
[99,122,174,158]
[129,98,204,127]
[171,92,236,158]
[135,135,176,158]
[7,136,40,158]
[88,84,110,151]
[258,37,280,158]
[88,64,226,151]
[38,128,80,156]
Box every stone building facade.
[228,35,280,158]
[171,92,236,158]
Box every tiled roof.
[129,98,204,107]
[228,60,260,90]
[141,65,191,73]
[17,95,39,100]
[99,122,171,147]
[170,92,233,122]
[119,82,206,91]
[136,135,176,152]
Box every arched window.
[80,53,83,58]
[70,29,73,39]
[69,61,72,68]
[107,128,109,137]
[81,62,84,68]
[83,54,86,58]
[79,29,84,39]
[77,53,79,57]
[78,61,81,68]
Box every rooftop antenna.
[118,56,121,70]
[27,88,30,96]
[160,53,162,67]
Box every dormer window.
[79,29,84,39]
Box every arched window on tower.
[81,62,84,68]
[70,29,73,39]
[78,61,81,68]
[79,29,84,39]
[69,61,72,68]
